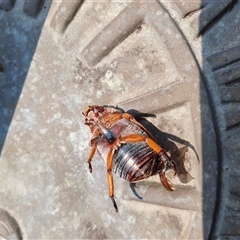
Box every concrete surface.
[0,0,239,239]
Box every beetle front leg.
[107,148,118,212]
[87,145,97,173]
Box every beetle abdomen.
[113,142,159,182]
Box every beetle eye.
[87,110,95,118]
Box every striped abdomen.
[113,141,160,182]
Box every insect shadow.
[126,108,199,199]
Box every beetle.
[82,105,176,212]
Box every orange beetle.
[82,105,176,212]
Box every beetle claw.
[159,172,176,191]
[88,161,92,173]
[111,196,118,212]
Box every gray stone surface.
[0,0,239,239]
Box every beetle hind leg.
[158,151,176,191]
[159,172,176,191]
[120,134,177,191]
[159,151,177,175]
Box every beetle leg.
[122,113,157,141]
[87,145,97,173]
[120,134,176,191]
[145,137,163,153]
[120,134,147,143]
[106,148,118,212]
[145,138,176,191]
[120,134,163,153]
[159,171,176,191]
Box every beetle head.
[82,105,105,118]
[82,105,107,127]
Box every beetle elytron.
[83,105,176,212]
